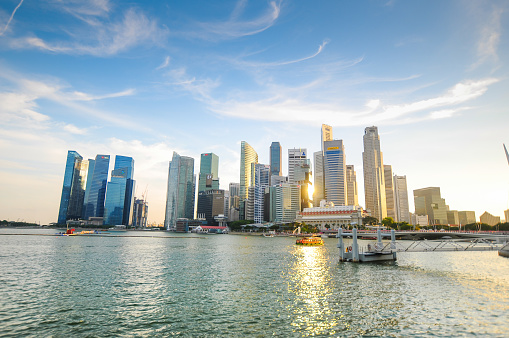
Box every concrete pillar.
[377,227,382,247]
[391,229,396,250]
[352,228,359,262]
[337,228,344,261]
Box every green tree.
[382,217,395,229]
[362,216,378,226]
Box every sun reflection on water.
[286,244,338,336]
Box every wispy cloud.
[188,0,281,40]
[156,56,171,70]
[163,67,220,100]
[0,0,24,36]
[209,78,499,126]
[470,6,504,70]
[10,8,168,56]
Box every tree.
[363,216,378,226]
[382,217,395,228]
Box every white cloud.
[0,0,24,36]
[470,6,503,69]
[156,56,171,70]
[63,124,87,135]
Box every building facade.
[480,211,500,226]
[240,141,258,219]
[323,140,347,206]
[103,156,135,226]
[288,148,307,184]
[254,164,271,223]
[274,183,301,223]
[197,189,226,226]
[57,151,83,224]
[164,152,195,229]
[83,154,110,221]
[362,126,387,222]
[384,165,396,221]
[346,165,358,206]
[313,151,325,203]
[294,159,313,210]
[270,142,282,177]
[132,198,148,228]
[198,153,219,193]
[296,204,366,231]
[393,175,410,223]
[458,211,476,225]
[413,187,448,225]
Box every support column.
[352,228,359,262]
[337,228,344,261]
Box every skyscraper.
[384,165,396,221]
[197,189,226,225]
[323,140,347,206]
[413,187,448,225]
[164,152,195,229]
[362,126,387,222]
[274,183,301,223]
[254,164,271,223]
[83,154,110,220]
[270,142,282,177]
[393,175,410,223]
[294,159,313,210]
[346,165,358,206]
[314,124,333,204]
[198,153,219,193]
[321,124,333,149]
[57,150,83,224]
[103,156,135,226]
[240,141,258,219]
[288,148,307,184]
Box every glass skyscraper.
[103,156,135,226]
[240,141,258,220]
[324,140,347,206]
[57,150,83,224]
[270,142,282,177]
[254,164,271,223]
[198,153,219,193]
[164,152,195,229]
[67,159,90,220]
[83,154,110,220]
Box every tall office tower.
[271,175,287,186]
[393,175,410,223]
[294,159,313,210]
[197,190,226,225]
[164,152,195,229]
[413,187,448,225]
[321,124,333,149]
[323,140,347,206]
[83,154,110,220]
[132,197,148,228]
[362,126,387,222]
[246,186,256,220]
[270,142,282,177]
[447,210,460,225]
[103,156,135,226]
[288,148,307,184]
[458,211,476,225]
[274,183,301,223]
[240,141,258,219]
[254,164,271,223]
[229,183,240,222]
[384,165,396,221]
[198,153,219,193]
[313,151,325,203]
[346,165,358,206]
[67,159,91,220]
[57,151,83,224]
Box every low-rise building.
[296,203,366,231]
[480,212,500,226]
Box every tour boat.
[296,236,324,246]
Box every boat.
[263,231,276,237]
[499,242,509,258]
[296,236,324,246]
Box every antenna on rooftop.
[504,144,509,166]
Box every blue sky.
[1,0,508,225]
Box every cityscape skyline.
[1,1,508,224]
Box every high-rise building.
[198,153,219,193]
[362,126,387,222]
[103,156,135,226]
[83,154,110,220]
[313,151,325,203]
[384,165,396,221]
[274,183,301,223]
[505,209,509,223]
[270,142,282,177]
[393,175,410,223]
[346,165,358,206]
[228,183,240,222]
[57,151,83,224]
[447,210,459,225]
[288,148,307,184]
[132,198,148,228]
[413,187,448,225]
[321,124,333,149]
[254,164,271,223]
[164,152,195,229]
[81,159,95,219]
[294,159,313,210]
[246,186,256,221]
[458,211,476,225]
[480,211,500,226]
[67,158,90,221]
[240,141,258,219]
[197,189,226,225]
[323,140,347,206]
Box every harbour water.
[0,229,508,337]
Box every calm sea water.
[0,229,507,337]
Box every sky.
[1,0,508,225]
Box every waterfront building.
[197,153,219,193]
[313,151,325,203]
[393,175,410,223]
[413,187,448,225]
[240,141,258,219]
[83,154,110,221]
[384,165,397,221]
[245,186,255,220]
[132,198,148,228]
[197,189,226,226]
[346,165,358,206]
[229,183,240,222]
[103,156,135,226]
[296,204,366,231]
[294,159,313,210]
[254,164,271,223]
[164,152,195,229]
[81,158,95,218]
[363,126,387,222]
[458,211,476,225]
[57,151,83,224]
[288,148,307,184]
[323,140,347,206]
[505,209,509,223]
[274,183,301,223]
[271,175,287,186]
[447,210,459,225]
[411,213,429,227]
[270,142,282,177]
[480,211,501,226]
[67,158,90,221]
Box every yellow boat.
[296,236,324,246]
